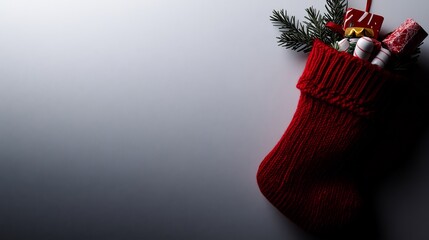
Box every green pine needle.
[324,0,348,25]
[270,0,347,53]
[270,9,313,53]
[304,7,329,44]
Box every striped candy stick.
[353,37,374,61]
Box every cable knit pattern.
[256,39,403,235]
[297,39,399,117]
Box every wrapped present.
[382,18,428,56]
[343,8,384,39]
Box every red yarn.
[256,40,399,234]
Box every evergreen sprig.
[324,0,348,25]
[271,0,347,53]
[324,0,348,42]
[304,7,330,45]
[270,9,313,53]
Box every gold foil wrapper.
[344,27,375,38]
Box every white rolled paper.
[371,47,391,68]
[337,38,350,52]
[353,36,374,61]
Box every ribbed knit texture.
[256,39,399,234]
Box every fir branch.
[324,0,347,25]
[347,40,357,55]
[270,9,313,53]
[324,0,348,43]
[304,7,329,44]
[270,0,348,53]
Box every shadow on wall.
[344,57,429,240]
[367,57,429,240]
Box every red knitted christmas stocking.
[256,40,399,234]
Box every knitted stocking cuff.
[297,39,401,118]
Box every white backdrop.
[0,0,428,239]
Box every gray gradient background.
[0,0,428,239]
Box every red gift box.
[343,8,384,39]
[382,18,428,56]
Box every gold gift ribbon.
[344,27,375,38]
